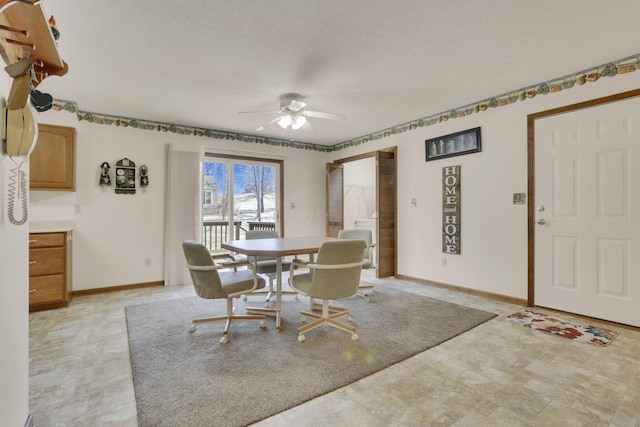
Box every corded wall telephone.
[2,103,39,225]
[3,105,38,156]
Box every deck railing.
[202,221,242,251]
[202,221,276,250]
[246,221,276,231]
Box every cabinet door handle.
[29,261,37,265]
[29,289,37,293]
[29,239,37,244]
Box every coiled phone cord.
[7,157,28,225]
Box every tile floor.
[29,271,640,426]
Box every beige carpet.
[125,284,496,427]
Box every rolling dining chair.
[182,240,267,344]
[288,239,366,342]
[337,228,376,301]
[244,230,298,306]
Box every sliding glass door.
[202,154,282,250]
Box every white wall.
[343,157,376,229]
[330,71,640,300]
[34,112,328,290]
[0,78,30,426]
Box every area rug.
[507,309,619,347]
[125,284,496,427]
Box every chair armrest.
[290,258,308,275]
[186,263,225,272]
[211,252,235,262]
[186,259,255,272]
[305,260,365,270]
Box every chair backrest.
[308,239,366,300]
[246,230,279,263]
[337,229,373,267]
[182,240,226,299]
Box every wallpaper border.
[52,53,640,153]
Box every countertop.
[29,220,75,233]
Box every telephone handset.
[2,103,39,225]
[3,105,38,156]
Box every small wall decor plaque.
[426,127,481,162]
[115,158,136,194]
[99,162,111,186]
[139,164,149,187]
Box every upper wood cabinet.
[30,124,76,191]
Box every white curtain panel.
[164,144,203,286]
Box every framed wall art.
[425,127,481,162]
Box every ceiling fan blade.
[238,110,281,115]
[301,110,346,120]
[301,119,314,133]
[255,116,281,131]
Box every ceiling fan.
[239,93,346,132]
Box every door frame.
[526,88,640,306]
[332,147,397,278]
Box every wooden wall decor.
[115,158,136,194]
[442,165,461,254]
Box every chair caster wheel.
[264,301,270,308]
[351,333,359,341]
[189,324,196,333]
[347,315,353,322]
[298,334,306,342]
[220,336,229,344]
[294,295,299,301]
[259,320,266,329]
[364,296,370,303]
[242,295,247,301]
[300,316,307,323]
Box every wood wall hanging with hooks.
[0,0,68,88]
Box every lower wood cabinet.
[29,232,72,311]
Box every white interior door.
[534,96,640,327]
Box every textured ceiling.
[40,0,640,146]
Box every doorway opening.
[330,147,396,278]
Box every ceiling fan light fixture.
[291,115,306,130]
[278,115,292,129]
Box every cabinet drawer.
[29,275,66,305]
[29,233,65,248]
[29,248,65,276]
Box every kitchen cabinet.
[29,231,72,311]
[30,124,76,191]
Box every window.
[202,154,283,250]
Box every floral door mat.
[507,309,619,347]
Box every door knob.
[537,205,545,212]
[537,218,547,225]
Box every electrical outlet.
[441,258,447,267]
[411,198,417,207]
[145,258,151,267]
[290,202,296,209]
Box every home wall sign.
[426,127,481,162]
[442,165,460,254]
[115,158,136,194]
